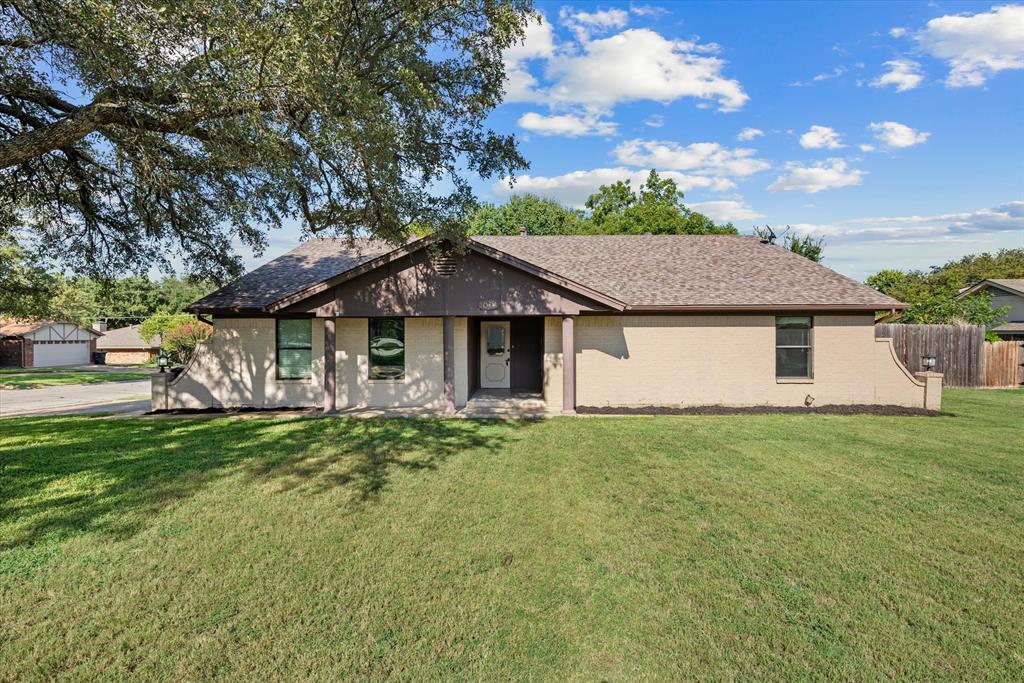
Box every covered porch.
[320,314,579,416]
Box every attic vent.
[433,253,458,278]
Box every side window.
[369,318,405,380]
[776,316,812,378]
[276,319,312,380]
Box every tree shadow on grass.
[0,416,524,553]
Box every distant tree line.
[0,235,214,326]
[867,249,1023,329]
[465,170,740,237]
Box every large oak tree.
[0,0,532,281]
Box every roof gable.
[191,235,905,314]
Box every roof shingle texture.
[191,238,396,311]
[192,235,904,311]
[472,235,903,308]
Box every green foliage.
[466,195,584,235]
[0,1,533,281]
[0,242,214,326]
[867,249,1023,325]
[140,312,212,363]
[751,227,825,262]
[581,170,738,235]
[0,235,58,319]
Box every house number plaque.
[478,299,499,311]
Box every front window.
[276,319,312,380]
[369,318,405,380]
[776,316,812,378]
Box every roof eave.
[624,303,907,313]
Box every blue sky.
[253,1,1024,282]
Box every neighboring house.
[94,323,161,364]
[957,279,1024,341]
[152,235,942,413]
[0,319,101,368]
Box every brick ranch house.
[153,235,943,413]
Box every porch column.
[443,315,456,414]
[562,315,576,415]
[323,317,336,413]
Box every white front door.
[480,321,511,389]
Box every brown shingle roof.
[473,235,902,309]
[191,238,398,311]
[0,318,50,337]
[191,235,905,312]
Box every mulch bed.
[147,406,312,416]
[577,404,944,417]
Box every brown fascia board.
[466,241,626,311]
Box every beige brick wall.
[573,315,926,408]
[166,317,324,409]
[163,314,928,410]
[336,317,446,409]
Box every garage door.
[33,340,91,367]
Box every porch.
[321,314,577,415]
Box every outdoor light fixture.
[921,354,937,371]
[157,351,169,373]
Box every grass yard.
[1,389,1022,680]
[0,369,149,390]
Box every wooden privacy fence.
[984,341,1023,388]
[875,323,1022,388]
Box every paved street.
[0,380,151,417]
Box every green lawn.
[1,390,1021,680]
[0,369,149,389]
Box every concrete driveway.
[0,380,151,417]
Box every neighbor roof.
[96,324,160,350]
[960,278,1024,298]
[0,318,101,337]
[191,235,905,313]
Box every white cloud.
[737,127,764,141]
[767,159,865,193]
[791,66,846,86]
[799,125,845,150]
[502,15,556,102]
[614,139,770,177]
[859,143,876,152]
[508,26,748,112]
[869,121,930,148]
[630,5,670,18]
[493,168,735,208]
[871,59,924,92]
[644,114,665,128]
[517,111,617,137]
[559,7,629,42]
[889,27,907,38]
[688,200,764,223]
[791,201,1024,241]
[915,4,1024,87]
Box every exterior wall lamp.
[157,351,169,373]
[921,354,937,371]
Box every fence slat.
[874,323,987,387]
[983,340,1022,388]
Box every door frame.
[479,320,511,389]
